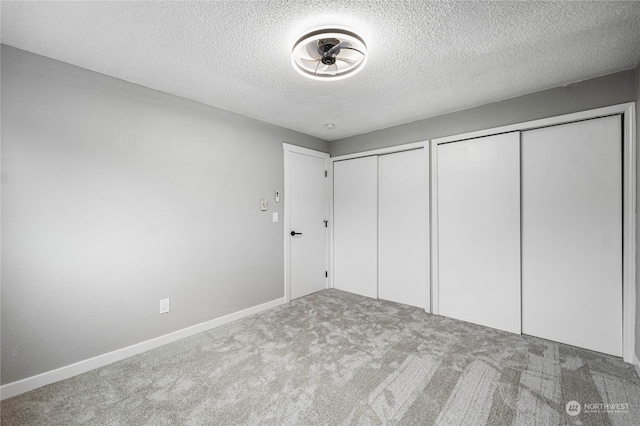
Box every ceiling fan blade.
[314,63,338,76]
[326,41,352,57]
[305,42,322,60]
[340,46,365,56]
[336,56,358,65]
[299,58,321,71]
[337,58,358,71]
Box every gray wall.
[0,45,328,385]
[330,70,636,156]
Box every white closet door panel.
[378,149,429,310]
[522,115,622,356]
[333,156,378,298]
[438,132,521,334]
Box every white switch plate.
[159,298,170,314]
[260,200,268,211]
[272,212,279,222]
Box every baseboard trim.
[0,297,285,401]
[633,354,640,379]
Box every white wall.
[0,45,328,385]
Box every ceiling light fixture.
[291,28,367,81]
[325,123,335,129]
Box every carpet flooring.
[2,289,640,425]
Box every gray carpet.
[2,289,640,425]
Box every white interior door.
[437,132,521,334]
[288,149,328,300]
[378,149,429,310]
[521,115,622,356]
[333,156,378,299]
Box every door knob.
[290,231,302,236]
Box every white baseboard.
[0,297,285,401]
[633,353,640,380]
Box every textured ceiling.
[2,1,640,141]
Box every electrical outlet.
[260,200,268,211]
[159,298,170,314]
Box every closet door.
[378,149,429,310]
[437,132,521,334]
[522,116,622,356]
[333,156,378,298]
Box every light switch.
[260,200,268,211]
[272,212,279,222]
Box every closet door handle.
[290,231,302,236]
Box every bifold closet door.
[438,132,521,334]
[378,149,429,310]
[522,115,622,357]
[333,156,378,298]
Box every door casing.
[283,143,330,303]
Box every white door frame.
[430,102,636,363]
[283,143,330,303]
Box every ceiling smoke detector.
[291,28,367,80]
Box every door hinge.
[325,170,328,177]
[325,271,328,278]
